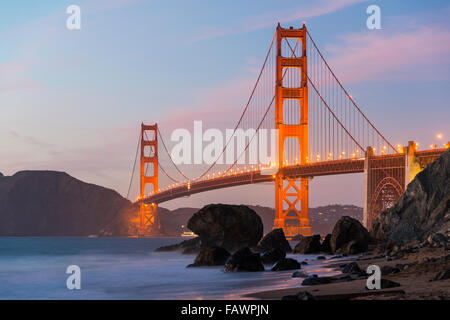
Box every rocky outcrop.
[256,228,292,253]
[187,204,263,252]
[301,275,331,286]
[155,237,201,254]
[261,248,285,265]
[330,216,371,254]
[372,149,450,243]
[320,234,332,253]
[0,170,135,236]
[187,247,230,267]
[292,235,321,254]
[224,247,264,272]
[271,258,301,271]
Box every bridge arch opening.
[282,68,302,89]
[282,99,301,125]
[281,38,303,59]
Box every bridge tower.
[139,123,159,236]
[274,23,311,237]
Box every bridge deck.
[141,158,369,204]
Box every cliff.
[372,149,450,243]
[0,170,135,236]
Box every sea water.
[0,237,343,300]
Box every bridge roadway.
[138,148,446,205]
[140,157,368,205]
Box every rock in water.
[261,248,286,265]
[330,216,371,254]
[320,234,332,253]
[271,258,301,271]
[0,170,135,236]
[187,247,230,267]
[155,237,202,253]
[372,149,450,243]
[187,204,263,252]
[224,247,264,272]
[292,235,321,254]
[256,228,292,253]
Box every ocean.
[0,237,344,300]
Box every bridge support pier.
[273,24,311,238]
[362,146,374,228]
[362,140,443,230]
[139,123,160,236]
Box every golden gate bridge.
[128,23,447,237]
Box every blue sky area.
[1,0,449,209]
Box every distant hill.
[159,204,362,236]
[0,171,135,236]
[0,170,362,237]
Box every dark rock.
[155,237,201,253]
[366,279,401,290]
[301,275,331,286]
[256,228,292,253]
[293,235,321,254]
[431,269,450,281]
[341,262,362,274]
[0,170,136,236]
[330,216,371,254]
[300,261,308,265]
[261,248,286,265]
[372,149,450,244]
[281,291,317,301]
[271,258,301,271]
[426,233,448,247]
[224,247,264,272]
[292,270,308,278]
[187,247,230,267]
[187,204,263,252]
[320,234,332,253]
[380,265,401,276]
[317,256,326,260]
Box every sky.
[1,0,449,210]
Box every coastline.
[246,245,450,300]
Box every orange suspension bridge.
[127,23,448,237]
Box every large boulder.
[292,235,321,254]
[224,247,264,272]
[320,234,332,253]
[256,228,292,253]
[271,258,301,271]
[330,216,371,254]
[187,247,230,267]
[372,149,450,244]
[187,204,263,252]
[261,248,286,265]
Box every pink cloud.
[190,0,366,42]
[325,26,450,83]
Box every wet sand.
[246,246,450,300]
